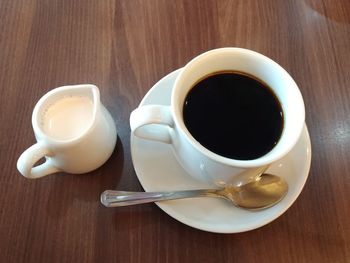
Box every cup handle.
[17,142,60,179]
[130,105,174,144]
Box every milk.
[41,96,94,140]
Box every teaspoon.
[100,174,288,210]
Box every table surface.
[1,0,349,262]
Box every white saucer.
[130,69,312,233]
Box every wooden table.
[1,0,349,262]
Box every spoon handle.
[100,189,218,207]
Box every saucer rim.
[130,68,312,233]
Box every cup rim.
[171,47,305,168]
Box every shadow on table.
[45,135,124,219]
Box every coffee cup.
[17,84,117,179]
[130,48,305,186]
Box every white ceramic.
[130,48,305,186]
[17,84,117,179]
[131,69,312,233]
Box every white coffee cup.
[130,48,305,186]
[17,84,117,179]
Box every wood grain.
[1,0,349,262]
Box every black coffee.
[183,71,283,160]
